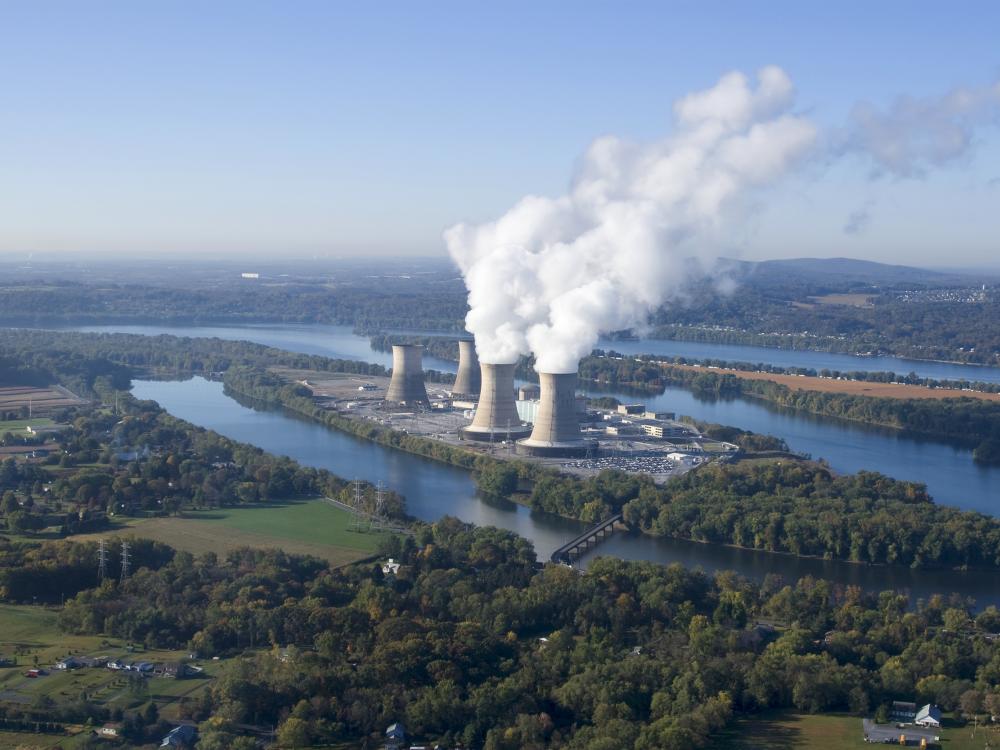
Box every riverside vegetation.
[5,328,1000,571]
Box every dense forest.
[0,277,467,332]
[4,520,1000,748]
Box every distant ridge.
[724,257,990,287]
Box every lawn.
[0,417,54,435]
[708,711,1000,750]
[75,498,389,566]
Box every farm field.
[668,364,1000,401]
[708,710,995,750]
[73,498,387,566]
[0,385,85,413]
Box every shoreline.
[219,376,999,578]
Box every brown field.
[0,385,86,412]
[807,293,875,308]
[670,364,1000,401]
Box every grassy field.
[74,498,388,566]
[0,418,54,436]
[708,711,999,750]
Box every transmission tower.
[97,539,108,581]
[119,541,131,584]
[350,478,365,532]
[370,481,386,532]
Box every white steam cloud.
[842,80,1000,178]
[445,66,816,373]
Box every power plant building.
[385,344,429,406]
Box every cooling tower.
[451,340,481,400]
[385,344,429,406]
[517,372,595,457]
[461,362,531,441]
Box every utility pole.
[97,539,108,581]
[119,541,131,584]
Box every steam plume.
[445,66,816,373]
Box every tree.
[277,717,311,748]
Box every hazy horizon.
[2,2,998,265]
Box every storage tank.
[385,344,429,406]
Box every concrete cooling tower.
[516,371,595,457]
[461,362,531,441]
[385,344,429,406]
[451,340,481,400]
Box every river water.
[55,323,1000,515]
[132,376,1000,607]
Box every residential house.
[160,724,197,747]
[385,722,406,749]
[890,700,918,722]
[97,723,123,738]
[914,704,943,728]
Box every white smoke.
[444,66,817,373]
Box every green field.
[708,710,998,750]
[0,418,54,436]
[75,498,389,566]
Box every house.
[382,559,401,575]
[891,700,917,721]
[55,656,82,670]
[915,703,943,727]
[162,662,190,679]
[385,722,406,749]
[160,724,197,747]
[97,723,123,738]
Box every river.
[52,323,1000,515]
[132,376,1000,607]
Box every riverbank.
[220,366,1000,573]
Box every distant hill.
[726,257,987,290]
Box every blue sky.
[1,1,998,266]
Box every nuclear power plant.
[461,362,531,441]
[516,371,595,457]
[450,340,481,400]
[384,344,429,406]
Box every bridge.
[550,513,624,565]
